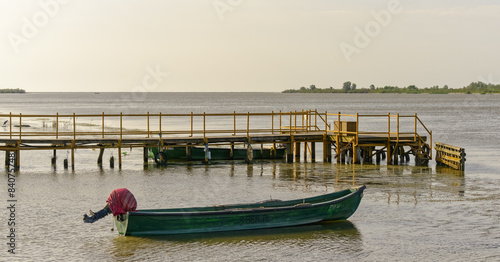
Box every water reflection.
[261,161,469,202]
[109,221,362,261]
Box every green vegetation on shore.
[282,82,500,94]
[0,88,26,93]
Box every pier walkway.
[0,110,432,170]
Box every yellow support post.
[56,113,59,139]
[118,143,122,169]
[9,112,12,139]
[353,113,359,164]
[19,113,22,139]
[102,112,105,138]
[246,112,250,139]
[271,111,274,134]
[159,112,162,136]
[190,112,193,137]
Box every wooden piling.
[286,140,293,163]
[311,142,316,162]
[5,150,10,169]
[353,145,359,164]
[340,149,346,164]
[387,144,392,165]
[143,147,149,165]
[270,143,276,159]
[52,149,57,166]
[393,146,399,165]
[245,144,253,164]
[71,148,75,170]
[229,142,234,160]
[399,146,405,163]
[323,137,332,163]
[363,147,373,164]
[303,142,308,162]
[295,142,301,162]
[98,147,105,166]
[203,144,210,164]
[186,145,192,161]
[118,145,122,169]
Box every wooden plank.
[435,142,465,170]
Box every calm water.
[1,93,499,261]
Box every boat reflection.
[109,220,362,260]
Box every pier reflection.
[267,162,466,201]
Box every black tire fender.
[154,152,167,165]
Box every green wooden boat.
[150,145,286,163]
[114,185,366,236]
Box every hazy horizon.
[2,1,499,92]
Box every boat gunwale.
[129,185,365,217]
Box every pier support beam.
[52,149,57,166]
[286,139,294,163]
[5,150,10,169]
[71,148,75,170]
[245,144,253,164]
[353,145,359,164]
[323,135,332,163]
[118,145,122,169]
[295,142,301,162]
[271,143,276,159]
[203,143,210,164]
[363,147,373,164]
[16,150,20,171]
[303,142,308,162]
[311,142,316,162]
[387,144,392,165]
[393,146,399,165]
[98,147,105,166]
[185,145,192,161]
[143,147,149,165]
[399,146,405,163]
[340,149,346,164]
[229,143,234,160]
[6,149,19,171]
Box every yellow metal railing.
[324,112,432,158]
[0,111,431,155]
[0,110,322,141]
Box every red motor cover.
[106,188,137,216]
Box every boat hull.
[150,146,286,161]
[115,186,365,236]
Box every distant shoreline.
[282,81,500,94]
[0,88,25,94]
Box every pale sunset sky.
[1,0,499,92]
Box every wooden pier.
[0,110,432,170]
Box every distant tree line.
[0,88,26,93]
[282,82,500,94]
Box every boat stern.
[114,213,130,236]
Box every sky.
[1,0,499,92]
